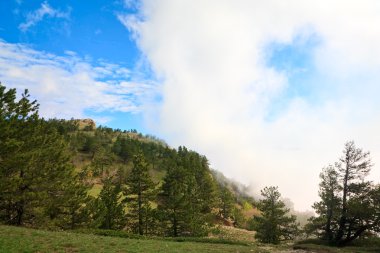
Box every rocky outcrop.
[73,119,96,130]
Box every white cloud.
[0,40,156,122]
[18,1,71,32]
[119,0,380,211]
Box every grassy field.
[0,225,270,253]
[2,225,379,253]
[294,238,380,253]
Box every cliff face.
[74,119,96,130]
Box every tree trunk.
[326,187,335,242]
[173,211,178,237]
[336,159,349,243]
[15,200,24,226]
[326,205,333,241]
[338,226,368,246]
[138,191,143,235]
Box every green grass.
[75,228,250,245]
[88,183,102,197]
[0,225,269,253]
[294,238,380,253]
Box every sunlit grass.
[0,225,269,253]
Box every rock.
[73,119,96,130]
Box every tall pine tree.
[308,141,380,246]
[159,147,216,236]
[310,166,341,241]
[158,153,189,236]
[0,84,88,227]
[124,152,156,235]
[93,176,126,230]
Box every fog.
[119,0,380,211]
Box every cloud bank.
[0,40,155,122]
[120,0,380,210]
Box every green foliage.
[231,207,246,228]
[253,186,299,244]
[124,152,157,235]
[217,184,235,220]
[92,176,126,230]
[307,141,380,246]
[0,83,256,240]
[91,147,116,176]
[46,118,79,135]
[309,166,341,241]
[158,147,217,237]
[158,154,191,236]
[58,178,94,229]
[0,84,90,228]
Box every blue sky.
[264,32,322,121]
[0,0,149,132]
[1,0,380,211]
[1,0,139,65]
[0,0,322,133]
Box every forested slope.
[0,84,258,237]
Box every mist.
[119,0,380,211]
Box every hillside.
[0,85,262,240]
[60,118,260,229]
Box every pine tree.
[159,147,216,236]
[61,178,93,229]
[253,186,298,244]
[124,152,156,235]
[311,166,341,241]
[308,141,380,246]
[93,176,126,230]
[0,84,87,227]
[158,157,189,236]
[335,141,372,245]
[217,184,235,219]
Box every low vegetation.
[294,238,380,253]
[0,225,268,253]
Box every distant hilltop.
[71,118,96,130]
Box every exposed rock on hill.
[73,118,96,130]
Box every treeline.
[0,84,253,236]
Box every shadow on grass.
[294,237,380,253]
[73,229,250,246]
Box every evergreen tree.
[91,147,115,176]
[82,135,100,158]
[93,176,125,230]
[50,176,93,229]
[253,186,298,244]
[335,141,372,245]
[124,152,156,235]
[159,147,216,236]
[217,184,235,219]
[0,85,87,227]
[158,157,189,236]
[308,141,380,246]
[311,166,341,241]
